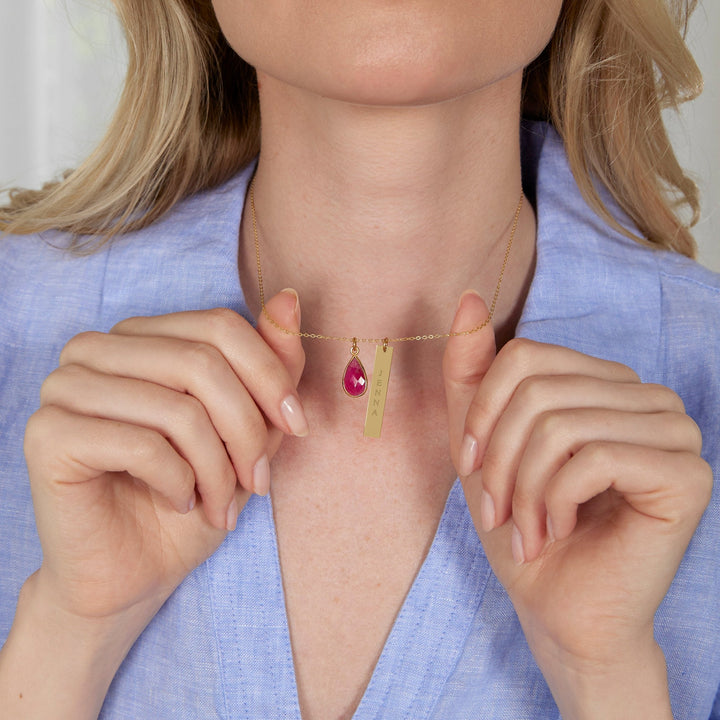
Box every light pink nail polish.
[480,491,496,533]
[511,524,525,565]
[281,395,309,437]
[546,513,556,543]
[253,455,271,496]
[457,288,482,310]
[226,497,239,532]
[459,434,479,477]
[280,288,300,324]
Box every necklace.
[249,177,523,438]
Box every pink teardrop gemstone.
[342,356,368,397]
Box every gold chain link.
[250,177,523,345]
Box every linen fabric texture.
[1,122,719,719]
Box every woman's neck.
[239,69,536,393]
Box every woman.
[0,0,718,718]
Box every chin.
[286,47,515,108]
[311,78,465,108]
[217,0,562,109]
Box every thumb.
[257,288,306,387]
[442,290,496,475]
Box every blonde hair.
[0,0,703,256]
[524,0,701,255]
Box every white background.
[1,0,718,270]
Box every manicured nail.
[457,288,482,310]
[546,513,555,543]
[225,497,239,532]
[281,288,301,324]
[480,491,496,533]
[459,434,479,476]
[511,523,525,565]
[281,395,309,437]
[253,454,271,496]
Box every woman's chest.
[270,435,455,720]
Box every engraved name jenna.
[370,369,385,416]
[364,345,392,438]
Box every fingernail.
[281,395,309,437]
[253,454,271,496]
[480,491,496,533]
[546,513,555,543]
[281,288,301,324]
[457,288,482,310]
[187,494,196,514]
[226,497,239,532]
[459,434,479,476]
[511,523,525,565]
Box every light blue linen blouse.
[1,122,719,719]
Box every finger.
[545,442,713,546]
[58,333,270,500]
[465,339,640,474]
[481,375,688,533]
[510,408,702,562]
[442,290,496,477]
[110,300,308,437]
[257,289,308,455]
[40,364,244,530]
[258,288,306,387]
[25,405,196,516]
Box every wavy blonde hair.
[0,0,703,255]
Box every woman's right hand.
[22,288,307,625]
[1,289,307,718]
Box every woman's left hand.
[443,291,713,719]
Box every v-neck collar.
[205,480,492,719]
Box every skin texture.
[0,291,304,718]
[444,293,710,720]
[211,0,562,107]
[0,2,713,719]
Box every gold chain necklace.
[249,177,523,438]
